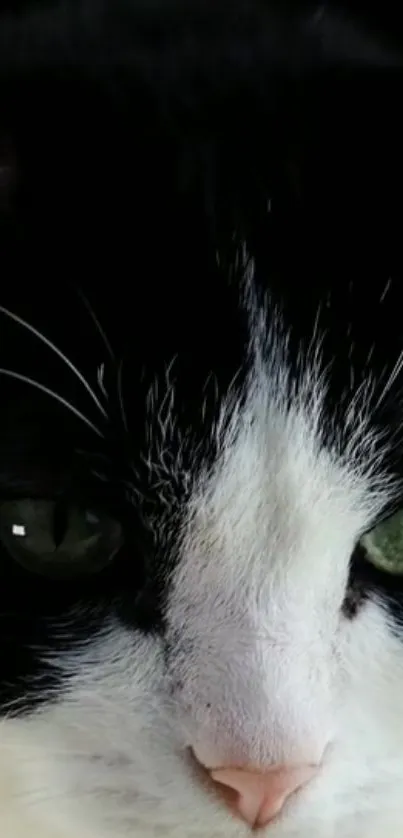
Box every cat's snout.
[190,749,319,829]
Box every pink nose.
[209,763,318,829]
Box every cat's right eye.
[0,498,123,579]
[359,508,403,575]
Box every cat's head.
[1,270,403,838]
[2,2,403,837]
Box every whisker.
[97,363,108,398]
[117,358,128,434]
[91,470,108,482]
[75,287,115,362]
[376,348,403,409]
[0,304,108,419]
[0,368,103,438]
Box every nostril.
[189,749,319,830]
[210,763,318,829]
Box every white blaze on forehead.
[165,297,392,767]
[171,313,387,611]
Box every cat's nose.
[206,762,318,829]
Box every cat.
[1,1,403,837]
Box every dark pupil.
[52,500,70,549]
[0,498,123,580]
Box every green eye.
[360,508,403,575]
[0,499,123,579]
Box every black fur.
[1,0,403,713]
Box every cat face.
[1,271,403,838]
[2,2,403,836]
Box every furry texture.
[1,2,403,837]
[0,280,402,838]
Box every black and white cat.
[1,2,403,837]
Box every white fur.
[1,289,402,838]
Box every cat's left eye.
[0,498,123,579]
[359,508,403,575]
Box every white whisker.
[97,363,108,398]
[117,358,128,433]
[76,287,115,361]
[0,304,108,419]
[0,368,103,438]
[376,348,403,408]
[91,470,108,481]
